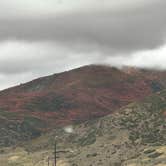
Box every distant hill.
[0,65,166,146]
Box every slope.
[0,65,166,147]
[0,85,166,166]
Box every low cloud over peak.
[0,1,166,89]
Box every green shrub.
[148,152,163,158]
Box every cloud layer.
[1,41,166,90]
[0,1,166,89]
[0,1,166,54]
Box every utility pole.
[47,157,50,166]
[54,139,57,166]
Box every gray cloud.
[0,1,166,54]
[0,1,166,90]
[0,0,156,19]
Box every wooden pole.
[48,157,50,166]
[54,141,57,166]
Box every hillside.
[1,65,166,147]
[0,87,165,166]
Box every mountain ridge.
[0,65,166,147]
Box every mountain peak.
[0,65,166,129]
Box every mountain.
[0,87,165,166]
[1,65,166,146]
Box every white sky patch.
[0,41,99,74]
[0,41,101,90]
[125,45,166,69]
[104,44,166,70]
[0,72,36,90]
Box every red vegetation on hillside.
[0,65,166,128]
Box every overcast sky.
[0,0,166,90]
